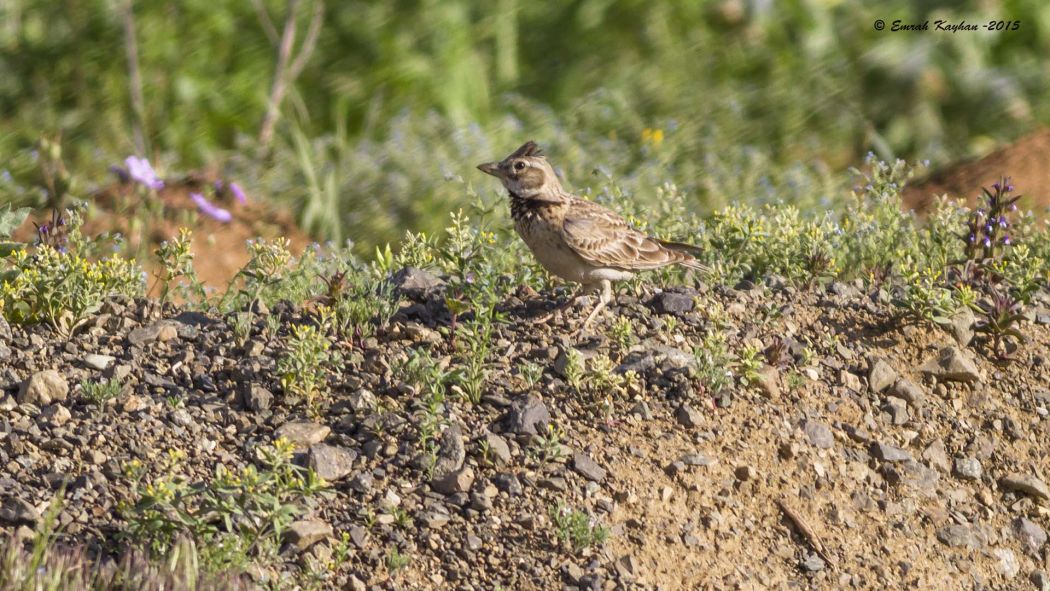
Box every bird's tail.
[658,239,712,274]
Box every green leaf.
[0,207,30,239]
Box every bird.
[477,140,707,329]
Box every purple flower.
[999,218,1008,228]
[983,237,992,248]
[1010,204,1018,212]
[228,182,247,204]
[190,192,232,223]
[1003,236,1011,245]
[992,182,1000,191]
[125,156,164,190]
[1007,184,1014,192]
[968,233,976,243]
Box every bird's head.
[477,141,563,198]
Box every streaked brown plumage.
[478,140,706,328]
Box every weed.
[549,503,610,551]
[277,324,338,414]
[80,378,122,418]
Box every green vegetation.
[549,503,609,551]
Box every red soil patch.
[902,128,1050,215]
[13,173,312,294]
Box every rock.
[308,444,358,481]
[493,472,523,496]
[275,421,330,448]
[432,466,475,495]
[890,378,926,404]
[920,347,984,383]
[650,291,695,315]
[347,389,376,412]
[803,420,834,449]
[839,370,862,392]
[952,457,982,481]
[999,473,1050,500]
[431,424,466,483]
[883,397,909,425]
[887,460,940,493]
[82,354,115,370]
[676,404,703,429]
[992,548,1019,579]
[18,370,68,405]
[936,524,980,549]
[505,396,551,436]
[1011,518,1047,556]
[923,439,950,473]
[391,267,444,299]
[754,366,781,399]
[0,497,40,525]
[802,554,826,572]
[680,453,716,467]
[479,433,512,465]
[420,511,450,529]
[284,519,332,551]
[571,452,607,482]
[950,307,976,347]
[127,321,179,346]
[348,471,374,493]
[870,442,912,462]
[241,384,274,412]
[614,555,640,580]
[868,358,897,393]
[1032,570,1050,591]
[41,404,71,427]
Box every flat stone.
[992,548,1019,579]
[1032,570,1050,591]
[308,444,358,481]
[275,421,330,448]
[680,453,716,467]
[676,404,703,429]
[571,452,607,482]
[431,424,466,482]
[480,433,512,465]
[284,519,332,551]
[936,524,980,549]
[127,321,179,346]
[950,307,975,347]
[391,267,444,299]
[505,396,551,436]
[420,511,450,529]
[242,384,273,412]
[348,471,374,493]
[952,457,982,481]
[999,473,1050,500]
[754,366,780,399]
[803,420,834,449]
[41,404,71,427]
[650,291,695,315]
[839,370,862,392]
[890,378,926,404]
[922,439,950,473]
[870,442,912,462]
[920,347,984,383]
[802,553,826,572]
[82,354,115,370]
[0,497,40,525]
[868,358,897,393]
[1011,517,1047,556]
[18,370,68,405]
[432,466,475,495]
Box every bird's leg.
[580,280,613,331]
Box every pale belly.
[515,219,633,286]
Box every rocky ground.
[1,270,1049,590]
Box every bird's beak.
[477,162,500,177]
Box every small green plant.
[736,344,763,386]
[80,377,122,417]
[153,228,206,305]
[277,324,337,414]
[694,330,734,394]
[975,290,1026,359]
[549,503,609,551]
[1,208,143,335]
[611,316,634,353]
[517,360,545,390]
[531,424,566,464]
[120,439,326,575]
[385,547,410,574]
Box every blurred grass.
[2,0,1050,251]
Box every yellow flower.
[641,128,664,147]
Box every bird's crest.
[509,140,543,159]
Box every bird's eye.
[514,161,526,171]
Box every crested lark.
[478,140,707,328]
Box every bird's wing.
[561,198,697,270]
